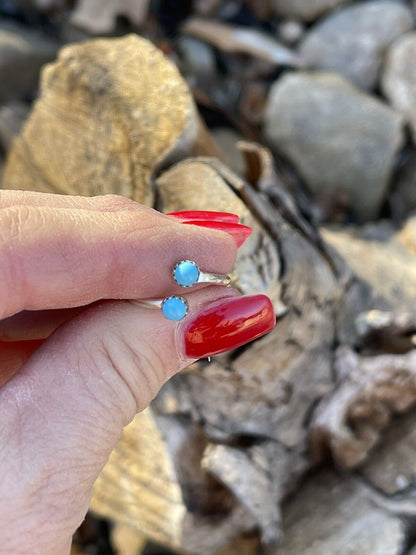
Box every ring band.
[139,296,189,321]
[173,260,231,287]
[137,260,230,321]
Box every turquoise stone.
[162,296,188,321]
[173,260,200,287]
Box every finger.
[0,195,239,318]
[0,288,275,553]
[0,190,147,212]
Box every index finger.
[0,193,238,318]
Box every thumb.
[0,288,274,554]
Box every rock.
[2,35,218,203]
[270,0,347,22]
[389,148,416,221]
[71,0,150,34]
[274,469,405,554]
[264,72,404,221]
[0,100,30,153]
[277,19,305,46]
[0,20,58,103]
[177,36,216,81]
[382,32,416,145]
[299,1,413,90]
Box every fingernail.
[168,210,240,223]
[183,220,252,248]
[181,294,275,359]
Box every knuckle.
[99,194,138,211]
[0,206,37,312]
[1,204,33,241]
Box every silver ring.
[136,261,230,321]
[173,260,231,287]
[138,296,189,321]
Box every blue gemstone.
[162,296,188,321]
[173,260,200,287]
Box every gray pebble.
[0,100,29,153]
[277,19,305,46]
[382,32,416,145]
[264,72,404,221]
[0,20,58,103]
[299,1,413,91]
[270,0,347,22]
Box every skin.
[0,191,238,554]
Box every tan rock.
[2,35,216,205]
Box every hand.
[0,191,274,554]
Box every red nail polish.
[168,210,240,223]
[183,220,252,248]
[182,295,275,359]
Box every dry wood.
[310,346,416,467]
[273,468,406,554]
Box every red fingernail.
[168,210,240,223]
[183,220,252,247]
[182,295,275,359]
